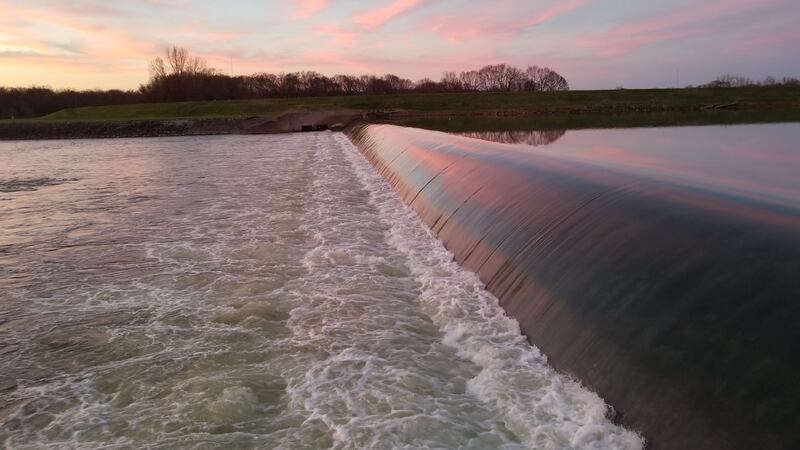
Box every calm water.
[0,133,640,449]
[459,124,800,209]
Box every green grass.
[8,86,799,124]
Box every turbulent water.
[0,133,642,449]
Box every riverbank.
[1,86,798,140]
[0,110,362,141]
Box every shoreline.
[0,110,363,141]
[2,104,800,141]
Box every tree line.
[0,87,140,120]
[1,47,570,118]
[700,74,800,88]
[4,47,799,119]
[139,47,570,102]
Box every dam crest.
[347,123,800,449]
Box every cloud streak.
[295,0,329,19]
[0,0,797,90]
[428,0,593,42]
[354,0,424,30]
[579,0,783,57]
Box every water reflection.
[548,124,800,209]
[456,129,566,146]
[349,122,800,450]
[449,124,800,210]
[0,133,639,449]
[0,177,77,192]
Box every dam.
[1,123,799,448]
[0,133,640,448]
[349,123,800,449]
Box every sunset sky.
[1,0,798,90]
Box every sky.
[1,0,798,90]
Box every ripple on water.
[0,134,642,449]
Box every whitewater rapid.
[0,132,642,449]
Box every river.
[0,133,641,449]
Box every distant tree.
[298,71,332,96]
[504,65,526,91]
[250,72,279,96]
[359,75,388,94]
[522,66,568,92]
[149,46,212,80]
[696,74,800,89]
[0,86,140,119]
[333,75,363,95]
[415,78,441,93]
[524,66,545,91]
[7,45,576,117]
[141,46,219,101]
[538,67,570,91]
[458,70,481,91]
[383,74,413,92]
[478,65,507,91]
[440,71,462,92]
[170,46,209,76]
[703,74,755,88]
[279,72,302,96]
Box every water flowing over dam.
[0,134,641,449]
[348,124,800,449]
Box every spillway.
[0,133,641,449]
[347,123,800,449]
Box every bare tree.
[415,78,440,93]
[149,57,167,80]
[383,74,413,92]
[501,65,524,91]
[475,64,523,91]
[524,66,543,91]
[458,70,481,91]
[153,46,212,77]
[477,65,497,91]
[139,47,572,102]
[440,71,462,92]
[278,72,302,96]
[704,74,755,88]
[251,72,279,96]
[538,67,570,91]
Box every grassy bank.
[12,86,800,123]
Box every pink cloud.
[354,0,423,30]
[231,50,375,75]
[428,0,592,43]
[175,26,248,43]
[313,25,358,46]
[295,0,329,19]
[579,0,779,58]
[0,0,169,88]
[524,0,592,28]
[731,28,800,54]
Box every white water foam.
[1,133,643,449]
[334,133,644,449]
